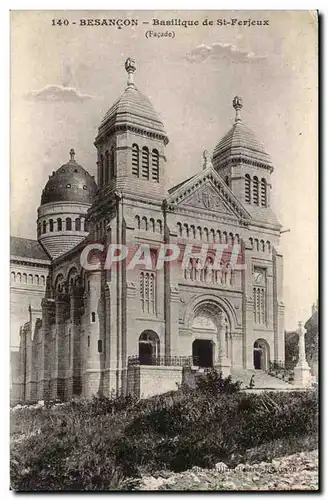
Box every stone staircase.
[230,369,301,391]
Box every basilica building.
[10,58,284,402]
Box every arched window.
[11,271,15,283]
[132,144,139,177]
[98,339,103,353]
[261,178,267,207]
[135,215,140,229]
[157,220,163,234]
[149,218,155,232]
[249,237,254,249]
[260,240,265,252]
[28,274,33,284]
[203,227,209,241]
[266,241,271,253]
[99,154,104,185]
[140,271,156,314]
[16,272,21,283]
[57,218,62,231]
[35,275,39,285]
[245,174,251,203]
[177,222,182,237]
[91,312,96,323]
[225,175,229,187]
[37,223,41,237]
[22,273,27,284]
[253,176,259,205]
[141,147,150,180]
[66,217,72,231]
[75,218,81,231]
[151,149,159,182]
[40,275,45,285]
[105,150,109,184]
[84,219,89,232]
[49,219,54,232]
[42,220,46,234]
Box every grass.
[10,373,318,491]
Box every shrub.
[195,369,242,395]
[11,384,318,491]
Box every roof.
[10,236,50,261]
[40,150,97,206]
[97,59,168,143]
[99,85,168,141]
[213,121,273,169]
[168,174,197,195]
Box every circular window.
[67,184,71,188]
[83,185,88,190]
[74,169,78,173]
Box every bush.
[196,369,242,395]
[10,382,318,491]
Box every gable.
[166,167,250,222]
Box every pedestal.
[293,321,313,388]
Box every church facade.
[11,58,284,402]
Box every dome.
[97,58,168,144]
[213,96,273,170]
[41,149,97,206]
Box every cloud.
[26,84,94,102]
[186,42,267,64]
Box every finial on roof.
[69,148,75,161]
[202,150,212,170]
[233,96,243,123]
[125,57,136,86]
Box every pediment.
[166,167,250,221]
[180,182,236,216]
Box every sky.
[10,10,318,330]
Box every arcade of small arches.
[132,144,160,182]
[37,216,90,236]
[245,174,267,206]
[11,271,46,286]
[249,237,271,253]
[177,223,240,244]
[135,215,163,234]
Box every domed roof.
[213,97,273,170]
[97,58,168,143]
[41,149,97,206]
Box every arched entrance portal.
[139,330,160,365]
[191,301,231,369]
[253,339,270,370]
[192,339,214,368]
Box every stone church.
[10,58,284,402]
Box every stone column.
[54,293,69,400]
[215,312,231,376]
[293,321,313,387]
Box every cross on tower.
[69,148,75,161]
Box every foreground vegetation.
[10,372,318,491]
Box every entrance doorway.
[192,339,213,368]
[253,339,270,370]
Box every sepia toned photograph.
[10,10,318,491]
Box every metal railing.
[128,355,200,367]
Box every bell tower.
[212,97,273,209]
[93,58,169,204]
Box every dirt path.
[136,450,318,491]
